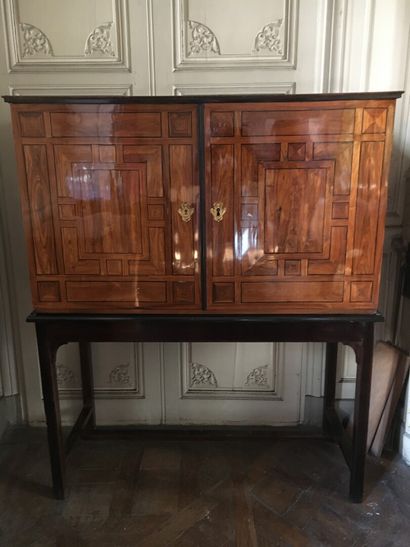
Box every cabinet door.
[18,105,200,312]
[205,101,394,313]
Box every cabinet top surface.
[2,91,403,104]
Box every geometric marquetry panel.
[313,142,353,195]
[307,227,347,275]
[351,281,373,303]
[263,162,331,255]
[362,108,387,134]
[18,112,45,137]
[79,166,147,256]
[7,96,398,314]
[23,145,58,275]
[37,281,60,302]
[52,146,168,278]
[14,103,200,311]
[205,99,396,313]
[241,160,335,276]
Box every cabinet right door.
[204,99,396,313]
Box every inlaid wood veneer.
[5,93,400,313]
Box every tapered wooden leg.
[79,341,95,430]
[349,323,374,503]
[35,324,65,499]
[323,342,338,432]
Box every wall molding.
[0,169,19,401]
[302,342,326,398]
[323,0,349,92]
[173,82,295,95]
[386,25,410,225]
[146,0,156,95]
[377,227,405,342]
[2,0,131,72]
[358,0,376,91]
[172,0,298,71]
[0,260,18,398]
[9,84,133,96]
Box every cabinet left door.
[12,103,201,312]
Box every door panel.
[205,101,392,313]
[19,105,201,311]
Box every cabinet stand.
[29,312,381,502]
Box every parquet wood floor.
[0,427,409,546]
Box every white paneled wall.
[0,0,409,429]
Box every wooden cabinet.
[4,92,401,314]
[11,103,201,312]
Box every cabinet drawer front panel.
[50,112,162,137]
[23,145,58,275]
[241,109,355,136]
[241,282,344,303]
[66,281,167,303]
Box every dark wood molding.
[2,91,404,104]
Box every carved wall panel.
[3,0,130,71]
[181,342,283,400]
[56,342,144,398]
[172,0,297,70]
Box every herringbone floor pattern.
[0,427,409,546]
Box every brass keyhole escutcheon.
[178,202,194,223]
[210,202,226,222]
